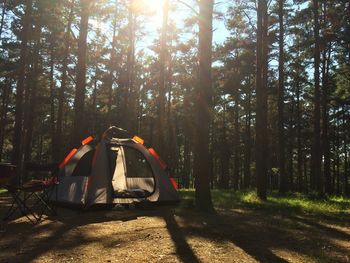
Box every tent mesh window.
[124,147,154,178]
[71,150,94,177]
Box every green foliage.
[0,0,349,198]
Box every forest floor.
[0,190,349,263]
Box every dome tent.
[53,127,179,208]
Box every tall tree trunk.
[219,101,229,189]
[107,0,118,126]
[55,1,74,161]
[288,101,295,190]
[49,36,56,163]
[156,0,169,156]
[0,0,7,38]
[322,42,332,194]
[336,117,341,195]
[194,0,214,211]
[243,78,252,188]
[296,77,303,192]
[278,0,286,193]
[0,79,11,161]
[234,88,240,189]
[335,115,340,194]
[23,15,42,164]
[91,65,98,134]
[121,0,135,132]
[166,59,174,162]
[12,0,32,166]
[209,122,215,189]
[72,0,90,146]
[343,109,349,195]
[183,137,190,188]
[311,0,322,194]
[183,88,192,188]
[256,0,268,200]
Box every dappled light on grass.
[268,194,350,215]
[179,189,350,217]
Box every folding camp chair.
[0,163,58,225]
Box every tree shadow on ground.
[163,212,200,263]
[1,194,349,263]
[172,207,350,263]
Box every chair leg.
[2,191,23,221]
[2,199,17,221]
[3,186,58,225]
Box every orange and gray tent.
[53,127,179,207]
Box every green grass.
[0,188,7,194]
[179,189,350,217]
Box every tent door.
[111,146,127,191]
[122,146,155,194]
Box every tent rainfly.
[53,127,179,208]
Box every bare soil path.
[1,194,349,263]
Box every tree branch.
[176,0,199,16]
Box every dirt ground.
[0,194,349,263]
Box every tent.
[53,127,179,208]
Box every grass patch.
[0,188,7,194]
[179,189,350,217]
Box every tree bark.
[278,0,287,193]
[23,13,42,164]
[49,36,56,162]
[156,0,169,156]
[0,0,7,38]
[343,109,349,195]
[12,0,32,165]
[91,64,98,134]
[121,0,136,132]
[243,78,252,188]
[219,101,229,189]
[321,42,332,194]
[311,0,322,195]
[256,0,268,200]
[106,0,118,126]
[288,99,295,190]
[296,76,303,192]
[335,116,340,194]
[0,79,11,161]
[234,87,240,190]
[72,0,90,146]
[55,1,74,161]
[194,0,214,211]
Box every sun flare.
[134,0,165,28]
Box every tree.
[0,0,349,197]
[72,0,91,146]
[256,0,268,200]
[278,0,286,193]
[55,0,74,161]
[311,0,322,194]
[12,0,33,167]
[106,0,118,126]
[156,0,169,156]
[0,0,7,38]
[320,1,332,194]
[194,0,214,211]
[23,0,43,164]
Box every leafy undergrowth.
[179,189,350,221]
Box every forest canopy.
[0,0,349,206]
